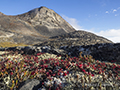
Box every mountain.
[0,6,75,45]
[13,6,75,36]
[0,6,112,46]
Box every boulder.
[18,79,41,90]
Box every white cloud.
[94,29,120,43]
[80,28,120,43]
[113,9,117,13]
[61,15,120,43]
[106,7,120,16]
[62,15,82,30]
[105,11,109,14]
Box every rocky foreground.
[0,43,120,90]
[35,43,120,64]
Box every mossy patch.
[0,42,28,48]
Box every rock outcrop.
[57,43,120,64]
[3,43,120,64]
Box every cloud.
[61,15,82,30]
[105,8,120,17]
[82,29,120,43]
[61,15,120,43]
[94,29,120,43]
[107,7,120,13]
[105,11,109,14]
[113,9,117,13]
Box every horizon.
[0,0,120,43]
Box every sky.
[0,0,120,43]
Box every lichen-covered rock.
[18,79,41,90]
[37,53,61,60]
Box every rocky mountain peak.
[0,12,5,16]
[0,6,76,44]
[14,6,75,33]
[15,6,60,20]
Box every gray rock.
[18,79,41,90]
[37,47,41,50]
[41,46,50,52]
[48,48,66,56]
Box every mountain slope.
[0,6,75,45]
[13,6,75,36]
[0,6,113,46]
[36,30,113,48]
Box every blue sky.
[0,0,120,43]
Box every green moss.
[0,42,28,48]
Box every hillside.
[0,6,113,47]
[35,30,113,48]
[0,6,75,45]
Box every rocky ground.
[36,30,113,48]
[35,43,120,64]
[0,43,120,90]
[2,42,120,64]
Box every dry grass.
[0,42,28,48]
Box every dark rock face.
[58,43,120,64]
[90,43,120,63]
